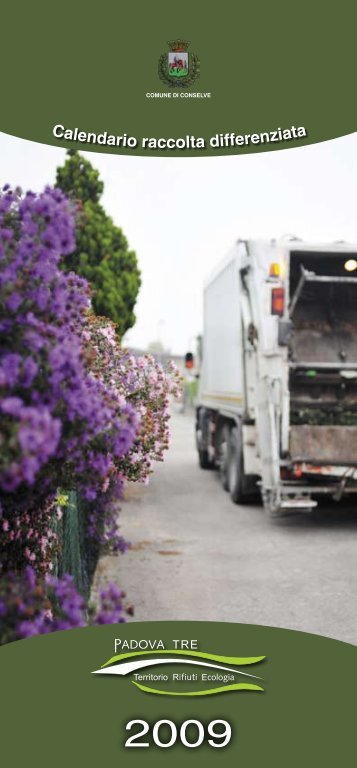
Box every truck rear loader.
[196,239,357,515]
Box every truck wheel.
[228,424,248,504]
[196,408,214,469]
[198,448,214,469]
[219,424,230,491]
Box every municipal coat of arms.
[159,40,200,87]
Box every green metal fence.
[54,491,100,600]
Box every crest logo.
[159,40,200,88]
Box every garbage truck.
[196,238,357,515]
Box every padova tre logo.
[92,647,265,697]
[158,40,200,88]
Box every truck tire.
[228,423,249,504]
[219,424,230,491]
[196,408,214,469]
[198,448,214,469]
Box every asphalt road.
[93,410,357,644]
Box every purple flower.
[94,582,128,625]
[21,357,38,388]
[1,396,23,416]
[6,292,22,312]
[0,355,21,387]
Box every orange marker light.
[271,287,285,316]
[269,262,280,277]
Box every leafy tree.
[147,340,170,355]
[56,150,141,336]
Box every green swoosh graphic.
[132,682,264,696]
[101,650,265,669]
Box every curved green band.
[132,681,264,696]
[102,649,265,668]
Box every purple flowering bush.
[85,314,182,484]
[0,185,138,566]
[0,185,138,501]
[0,567,130,644]
[0,183,179,642]
[78,315,181,551]
[0,496,58,575]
